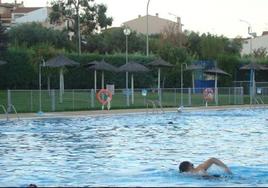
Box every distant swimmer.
[179,157,232,177]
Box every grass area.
[0,89,260,114]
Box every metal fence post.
[215,88,219,106]
[72,89,75,111]
[51,89,55,112]
[91,89,95,108]
[7,90,11,113]
[241,87,244,105]
[228,88,231,104]
[174,88,177,106]
[30,90,33,112]
[188,88,191,106]
[234,87,236,105]
[159,88,162,104]
[88,89,90,109]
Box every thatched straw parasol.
[45,55,79,103]
[185,64,203,70]
[240,62,268,71]
[45,55,79,67]
[118,62,150,104]
[119,61,150,72]
[204,67,230,76]
[240,61,268,104]
[85,60,118,92]
[148,58,173,96]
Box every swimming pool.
[0,108,268,187]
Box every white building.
[0,0,24,29]
[11,6,68,31]
[241,32,268,56]
[12,7,46,23]
[123,13,182,35]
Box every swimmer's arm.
[194,158,232,174]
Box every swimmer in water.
[179,158,232,177]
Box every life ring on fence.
[96,89,113,105]
[203,88,214,101]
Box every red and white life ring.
[96,89,113,105]
[203,88,214,101]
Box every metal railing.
[0,87,254,114]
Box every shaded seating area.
[240,60,268,104]
[118,61,150,105]
[3,52,268,114]
[84,59,118,93]
[185,64,204,93]
[44,55,79,103]
[204,66,230,105]
[148,58,173,102]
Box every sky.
[3,0,268,38]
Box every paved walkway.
[0,104,267,120]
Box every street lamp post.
[124,28,131,106]
[240,19,257,104]
[146,0,151,56]
[179,63,187,110]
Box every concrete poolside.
[1,104,268,120]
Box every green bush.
[0,49,156,89]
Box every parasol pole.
[131,73,134,104]
[192,72,195,94]
[59,67,64,103]
[215,73,218,105]
[158,67,161,100]
[47,75,50,95]
[101,71,104,89]
[94,70,97,93]
[252,69,256,104]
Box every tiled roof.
[13,7,41,14]
[0,3,14,8]
[0,12,11,18]
[262,31,268,36]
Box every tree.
[49,0,113,38]
[253,47,267,58]
[8,23,73,50]
[185,31,242,60]
[83,27,146,54]
[160,24,187,48]
[0,18,8,53]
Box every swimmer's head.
[179,161,194,172]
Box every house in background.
[122,13,182,35]
[241,31,268,56]
[0,0,24,29]
[0,0,67,31]
[11,6,66,31]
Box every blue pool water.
[0,108,268,187]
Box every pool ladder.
[0,104,20,121]
[146,100,164,114]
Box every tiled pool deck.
[1,104,267,120]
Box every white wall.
[14,7,48,24]
[123,15,182,35]
[241,35,268,55]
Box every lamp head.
[123,28,131,36]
